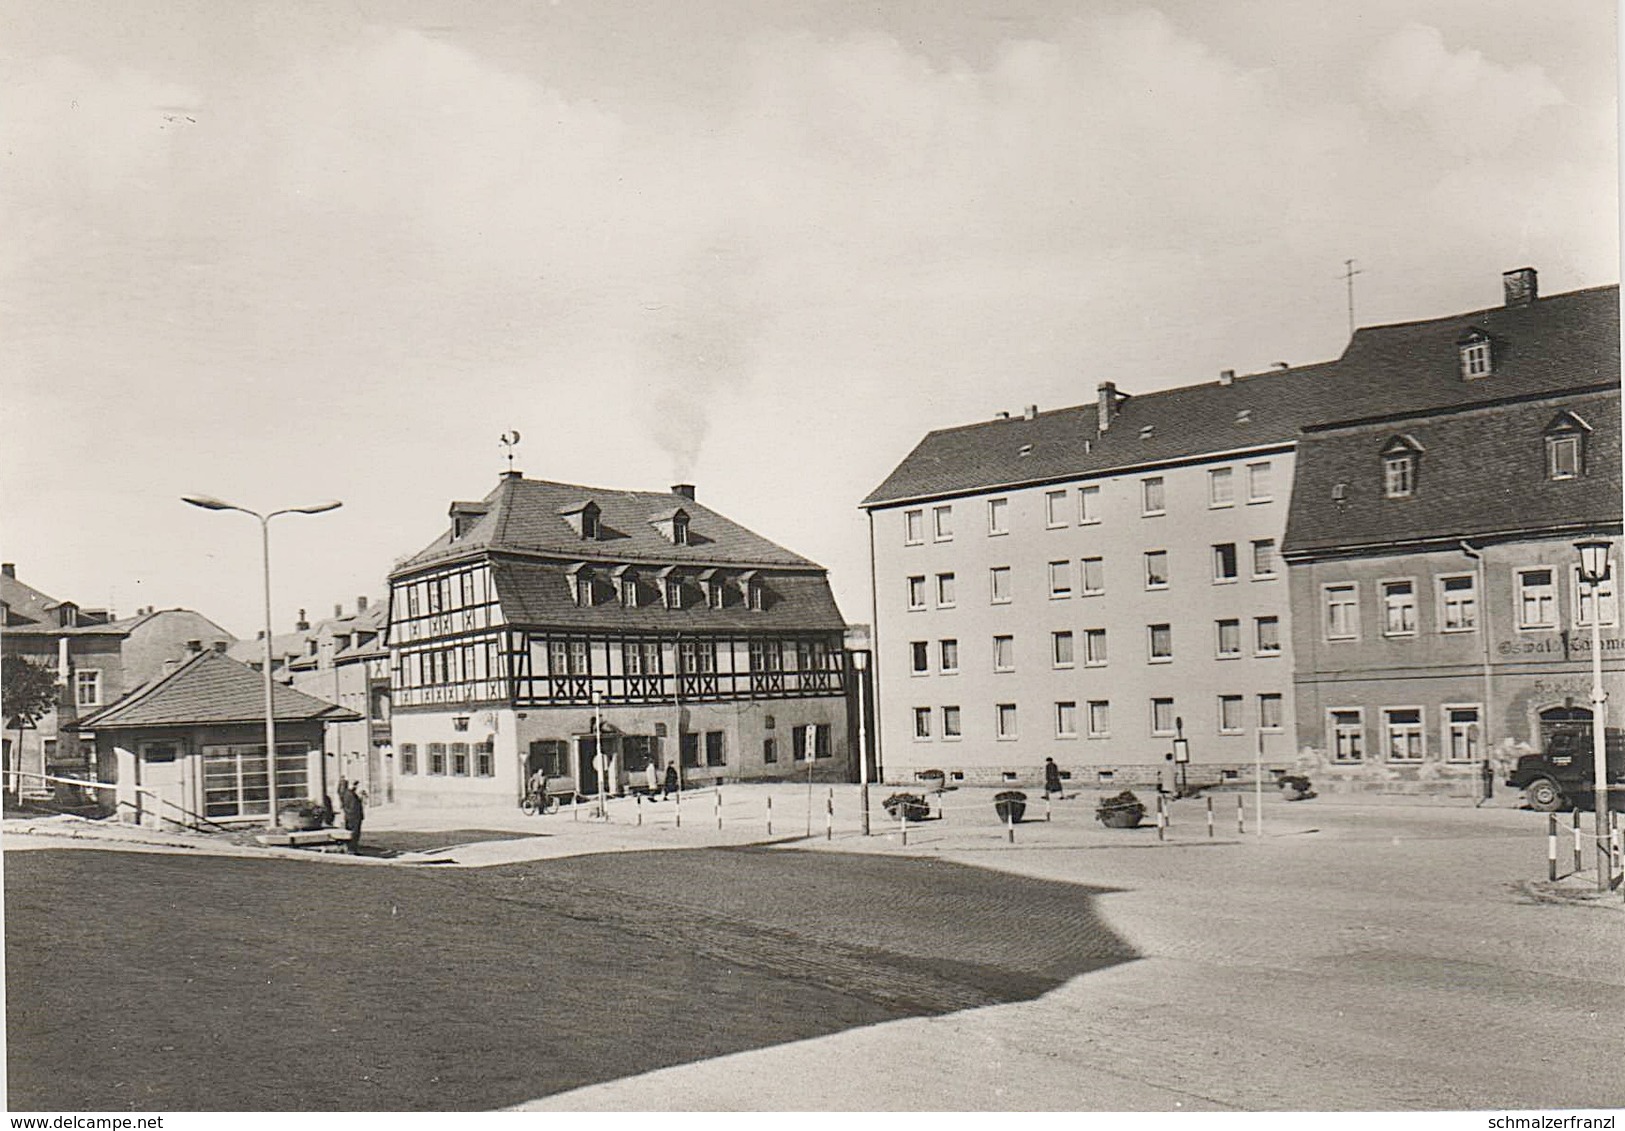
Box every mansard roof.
[863,283,1619,507]
[395,475,819,575]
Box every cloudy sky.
[3,0,1617,636]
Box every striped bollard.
[675,789,681,829]
[767,795,773,837]
[1573,809,1583,874]
[636,795,642,828]
[716,787,722,831]
[1548,813,1558,882]
[900,801,908,846]
[1206,795,1214,839]
[1237,794,1245,835]
[1006,806,1015,844]
[1045,794,1052,823]
[826,789,833,841]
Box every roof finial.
[499,430,522,475]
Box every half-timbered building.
[386,473,850,806]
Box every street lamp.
[851,648,871,835]
[1574,538,1614,891]
[183,494,342,825]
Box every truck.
[1506,726,1625,812]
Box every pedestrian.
[645,758,659,796]
[339,777,365,854]
[1043,757,1063,798]
[664,763,679,797]
[318,792,335,827]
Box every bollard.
[1237,794,1245,835]
[1206,795,1214,839]
[900,801,908,846]
[767,795,773,837]
[826,789,833,841]
[572,800,579,823]
[636,795,642,828]
[1006,805,1015,845]
[675,789,681,829]
[1548,813,1559,882]
[1573,809,1583,874]
[1155,793,1166,842]
[1611,828,1622,887]
[1045,794,1052,823]
[716,787,722,831]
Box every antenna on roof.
[499,430,522,473]
[1340,258,1364,337]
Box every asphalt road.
[4,847,1134,1111]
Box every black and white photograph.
[2,0,1621,1118]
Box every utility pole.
[1341,259,1364,337]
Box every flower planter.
[993,791,1027,824]
[1098,807,1143,829]
[278,805,324,832]
[882,793,930,822]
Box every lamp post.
[851,648,871,835]
[183,494,342,825]
[1574,538,1614,891]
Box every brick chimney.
[672,484,695,501]
[1096,382,1124,432]
[296,609,309,631]
[334,603,343,618]
[186,639,203,653]
[356,596,369,612]
[1503,267,1538,307]
[1022,404,1038,421]
[1,563,13,579]
[1219,368,1235,386]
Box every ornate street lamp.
[1574,537,1614,891]
[183,495,342,825]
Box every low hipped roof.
[77,649,359,730]
[3,607,231,639]
[395,476,819,575]
[863,284,1619,507]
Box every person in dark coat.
[663,763,679,797]
[338,778,364,854]
[1043,757,1063,798]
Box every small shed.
[77,647,359,829]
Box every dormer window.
[448,501,489,540]
[560,500,601,541]
[650,507,690,546]
[1545,411,1591,480]
[699,568,725,610]
[657,567,684,610]
[567,563,594,607]
[736,570,764,612]
[1458,330,1492,380]
[1381,434,1424,498]
[612,565,638,608]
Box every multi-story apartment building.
[862,373,1331,789]
[2,563,234,798]
[285,598,391,803]
[1284,273,1621,795]
[386,473,849,807]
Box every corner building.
[387,473,849,807]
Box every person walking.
[664,763,679,798]
[1043,757,1063,798]
[644,758,659,796]
[339,777,365,854]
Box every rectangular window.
[1255,616,1281,655]
[74,669,102,708]
[400,743,418,775]
[1331,710,1363,763]
[665,577,683,610]
[1216,619,1241,658]
[904,509,924,544]
[935,572,956,608]
[1439,574,1478,632]
[792,725,810,762]
[993,635,1015,672]
[1079,485,1100,525]
[1517,569,1557,629]
[705,730,726,767]
[933,505,953,541]
[708,581,725,610]
[996,703,1018,740]
[910,641,929,675]
[1325,584,1359,640]
[1574,564,1619,628]
[763,737,778,763]
[1151,698,1176,736]
[200,744,309,818]
[1385,708,1424,762]
[987,497,1009,535]
[1084,628,1107,666]
[1213,543,1238,582]
[913,707,932,739]
[908,576,926,610]
[1148,623,1172,662]
[1218,695,1244,734]
[1142,477,1165,516]
[1045,490,1068,528]
[814,724,832,760]
[1081,558,1105,595]
[939,638,959,673]
[1384,455,1415,498]
[1247,461,1273,503]
[1251,539,1276,579]
[1258,693,1283,731]
[620,577,639,608]
[1445,706,1481,762]
[1055,701,1078,738]
[990,567,1012,604]
[942,705,962,739]
[451,742,469,776]
[475,741,494,777]
[1049,560,1072,598]
[428,742,447,775]
[1087,700,1111,738]
[1208,467,1234,507]
[1461,339,1491,378]
[1548,435,1582,480]
[681,733,701,768]
[1052,631,1074,668]
[1382,580,1418,636]
[1144,550,1169,589]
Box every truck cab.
[1507,726,1625,812]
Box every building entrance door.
[577,736,599,797]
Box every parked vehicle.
[1506,727,1624,812]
